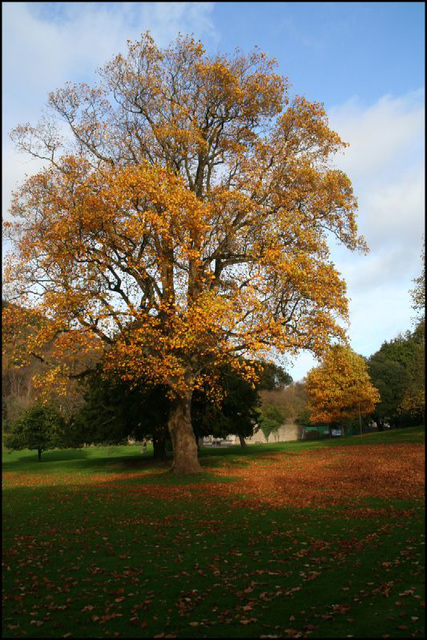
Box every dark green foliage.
[192,364,262,444]
[372,330,420,370]
[70,361,291,451]
[192,361,291,445]
[3,403,65,460]
[368,329,424,428]
[401,322,425,420]
[70,373,170,457]
[368,357,409,428]
[257,361,292,390]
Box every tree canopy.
[257,404,287,442]
[305,345,380,428]
[4,403,65,461]
[3,33,367,472]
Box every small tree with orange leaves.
[4,33,367,473]
[305,345,380,434]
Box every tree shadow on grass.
[2,448,242,485]
[2,442,304,476]
[2,447,92,471]
[2,448,170,475]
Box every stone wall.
[244,423,300,444]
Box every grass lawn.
[2,426,425,638]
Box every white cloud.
[347,284,417,357]
[289,351,319,383]
[289,91,425,380]
[2,1,217,215]
[329,91,424,183]
[2,139,46,216]
[3,2,217,122]
[290,271,419,380]
[360,168,424,249]
[328,91,424,293]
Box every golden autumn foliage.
[4,34,368,471]
[305,345,380,425]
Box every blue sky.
[216,2,424,107]
[2,2,425,381]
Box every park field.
[2,427,425,638]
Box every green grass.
[2,426,425,638]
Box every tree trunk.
[38,448,42,461]
[168,391,203,474]
[239,435,247,448]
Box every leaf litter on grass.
[2,436,425,638]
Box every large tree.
[3,34,367,473]
[305,345,380,434]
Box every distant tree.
[367,354,409,429]
[371,331,421,371]
[2,300,47,424]
[252,361,293,442]
[305,345,380,435]
[4,403,65,460]
[257,363,292,391]
[368,327,424,428]
[260,379,306,424]
[399,338,425,422]
[402,245,425,421]
[294,403,311,427]
[1,300,93,427]
[257,404,286,442]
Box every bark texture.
[168,392,203,473]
